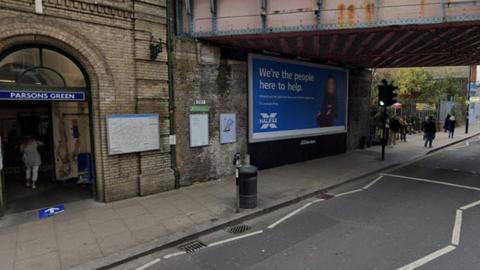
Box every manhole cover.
[225,224,251,234]
[178,240,206,253]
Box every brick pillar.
[133,0,175,195]
[347,68,372,150]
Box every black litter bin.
[238,165,257,209]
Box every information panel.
[220,113,236,144]
[107,114,160,155]
[248,54,348,143]
[189,114,209,147]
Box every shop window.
[0,47,86,88]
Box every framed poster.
[107,114,160,155]
[220,113,236,144]
[189,113,209,147]
[248,54,348,143]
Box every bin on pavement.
[238,165,257,209]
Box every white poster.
[220,113,236,144]
[107,114,160,155]
[189,114,209,147]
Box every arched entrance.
[0,45,94,214]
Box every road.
[120,139,480,270]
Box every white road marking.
[334,188,364,197]
[382,173,480,191]
[207,230,263,247]
[451,210,463,246]
[396,245,456,270]
[311,198,325,203]
[461,199,480,210]
[268,202,313,229]
[163,251,186,259]
[135,258,161,270]
[363,175,383,190]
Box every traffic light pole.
[381,105,387,161]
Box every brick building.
[0,0,175,214]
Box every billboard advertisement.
[248,54,348,143]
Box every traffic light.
[385,82,398,106]
[377,81,387,107]
[377,80,397,107]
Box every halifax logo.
[259,113,278,129]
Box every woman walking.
[424,116,437,148]
[20,135,43,190]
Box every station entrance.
[0,46,94,215]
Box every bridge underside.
[201,22,480,68]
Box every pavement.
[125,131,480,270]
[0,125,478,270]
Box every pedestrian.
[389,116,400,146]
[443,114,451,132]
[421,116,429,140]
[399,117,408,142]
[448,115,456,139]
[424,116,437,148]
[20,135,44,190]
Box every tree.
[434,74,464,102]
[393,68,439,104]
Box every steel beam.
[341,34,357,55]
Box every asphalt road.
[122,139,480,270]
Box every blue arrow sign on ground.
[38,204,65,219]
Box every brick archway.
[0,16,115,201]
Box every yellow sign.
[416,103,436,110]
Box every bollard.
[233,153,241,213]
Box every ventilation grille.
[178,240,206,253]
[225,224,251,234]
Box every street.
[124,138,480,270]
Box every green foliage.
[372,68,466,105]
[394,68,438,103]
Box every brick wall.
[0,0,174,202]
[174,38,372,185]
[174,38,248,185]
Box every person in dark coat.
[424,116,437,148]
[443,114,451,132]
[316,76,338,127]
[389,116,401,146]
[448,115,456,139]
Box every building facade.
[0,0,175,214]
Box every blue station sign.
[0,90,85,101]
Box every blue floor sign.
[38,204,65,219]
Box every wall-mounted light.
[150,36,163,61]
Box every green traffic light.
[379,100,385,106]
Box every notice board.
[220,113,236,144]
[189,113,209,147]
[107,114,160,155]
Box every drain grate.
[225,224,251,234]
[178,240,206,253]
